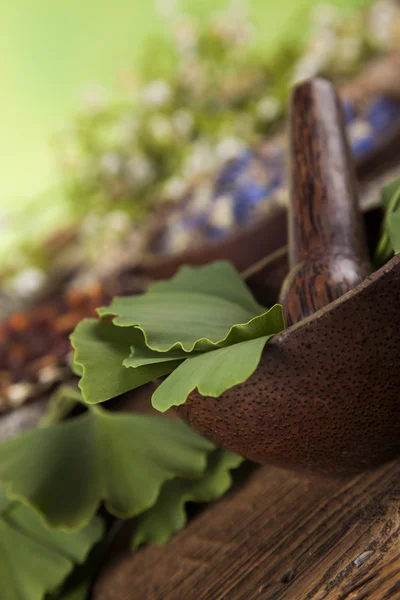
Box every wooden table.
[95,460,400,599]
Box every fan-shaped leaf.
[388,210,400,254]
[0,487,103,600]
[375,178,400,264]
[133,450,243,547]
[71,319,182,403]
[0,407,215,530]
[381,178,400,209]
[0,482,11,513]
[147,261,263,313]
[38,385,83,428]
[97,261,269,353]
[123,342,198,369]
[152,334,278,412]
[53,523,121,600]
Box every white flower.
[311,3,339,28]
[172,109,194,137]
[154,0,177,19]
[81,214,102,237]
[224,0,251,22]
[7,383,35,408]
[212,0,254,46]
[0,211,10,232]
[142,80,172,107]
[256,97,281,122]
[209,195,235,229]
[184,142,215,177]
[271,187,289,207]
[148,115,173,143]
[38,365,64,385]
[174,20,198,51]
[167,221,192,253]
[126,155,154,186]
[292,53,327,84]
[369,0,398,47]
[348,119,373,143]
[188,184,213,215]
[106,210,131,233]
[80,83,107,112]
[99,152,121,176]
[215,137,245,163]
[112,115,139,145]
[163,177,188,202]
[336,37,362,65]
[11,267,46,298]
[116,68,139,93]
[179,60,204,95]
[308,28,337,59]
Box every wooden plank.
[94,460,400,599]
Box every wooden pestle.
[280,78,371,325]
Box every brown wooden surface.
[95,459,400,600]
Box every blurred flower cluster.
[4,0,400,294]
[56,2,281,221]
[55,0,398,226]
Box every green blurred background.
[0,0,368,211]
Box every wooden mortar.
[177,79,400,476]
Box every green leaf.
[0,486,103,600]
[152,334,277,412]
[381,178,400,210]
[123,343,199,369]
[72,264,284,406]
[38,385,83,428]
[0,483,11,514]
[54,527,119,600]
[70,319,182,403]
[0,407,215,530]
[375,179,400,264]
[97,261,267,353]
[147,261,263,313]
[387,210,400,254]
[132,450,243,548]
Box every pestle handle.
[280,78,371,325]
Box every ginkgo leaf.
[0,406,215,530]
[123,343,200,368]
[53,524,120,600]
[152,334,278,412]
[71,319,182,403]
[388,210,400,254]
[132,450,243,547]
[375,179,400,264]
[0,486,103,600]
[381,178,400,209]
[38,385,83,428]
[0,482,10,513]
[147,261,263,313]
[97,261,271,353]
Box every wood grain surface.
[281,78,371,326]
[94,460,400,600]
